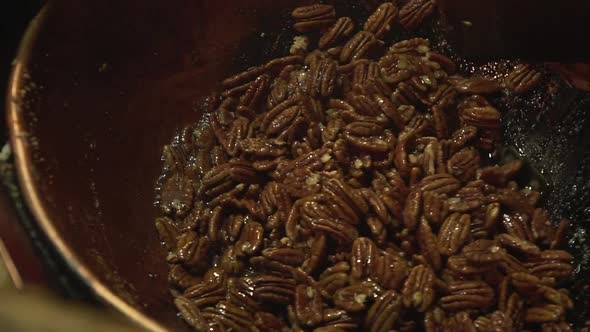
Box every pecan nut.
[402,265,435,312]
[364,2,399,39]
[437,213,471,256]
[292,4,336,33]
[399,0,436,30]
[505,64,543,94]
[340,31,381,64]
[365,290,403,332]
[334,282,377,312]
[319,17,355,49]
[441,280,495,311]
[295,285,324,326]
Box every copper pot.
[7,0,590,331]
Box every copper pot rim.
[5,4,166,332]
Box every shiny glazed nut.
[295,285,323,326]
[441,280,495,311]
[365,290,402,332]
[334,282,377,312]
[399,0,436,30]
[437,213,471,256]
[364,2,399,39]
[505,63,543,94]
[402,265,435,312]
[292,4,336,33]
[319,17,355,50]
[340,31,381,64]
[309,58,338,97]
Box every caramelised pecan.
[302,235,327,274]
[340,31,381,64]
[542,322,574,332]
[323,177,369,225]
[379,53,421,84]
[350,237,379,281]
[505,64,543,94]
[365,290,403,332]
[169,264,202,290]
[318,308,359,331]
[443,311,477,332]
[309,58,338,97]
[424,306,446,332]
[239,74,271,109]
[462,239,504,264]
[497,233,540,256]
[295,285,324,327]
[174,296,208,330]
[501,212,534,242]
[403,189,422,230]
[160,173,194,218]
[319,17,355,50]
[389,37,430,55]
[155,216,180,251]
[447,147,480,182]
[254,312,285,332]
[262,247,306,267]
[399,0,436,30]
[421,174,462,195]
[450,76,502,94]
[438,213,471,256]
[371,251,410,290]
[402,265,435,312]
[441,280,495,312]
[201,301,257,331]
[459,102,501,131]
[343,121,395,153]
[525,250,573,280]
[246,274,296,305]
[312,218,359,244]
[176,232,210,267]
[364,2,399,39]
[334,282,378,312]
[240,138,287,158]
[417,219,442,271]
[319,261,351,295]
[292,4,336,33]
[447,255,493,276]
[525,304,565,323]
[201,160,259,198]
[479,160,524,186]
[423,190,448,226]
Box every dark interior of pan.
[7,0,590,330]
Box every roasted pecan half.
[525,304,565,323]
[364,2,399,39]
[399,0,436,30]
[438,213,471,256]
[340,31,381,64]
[365,290,403,332]
[295,285,324,327]
[505,64,543,94]
[320,17,355,49]
[334,282,378,312]
[441,280,495,312]
[417,219,442,271]
[309,58,338,98]
[292,4,336,33]
[447,147,480,182]
[402,265,435,312]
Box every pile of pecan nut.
[156,1,573,331]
